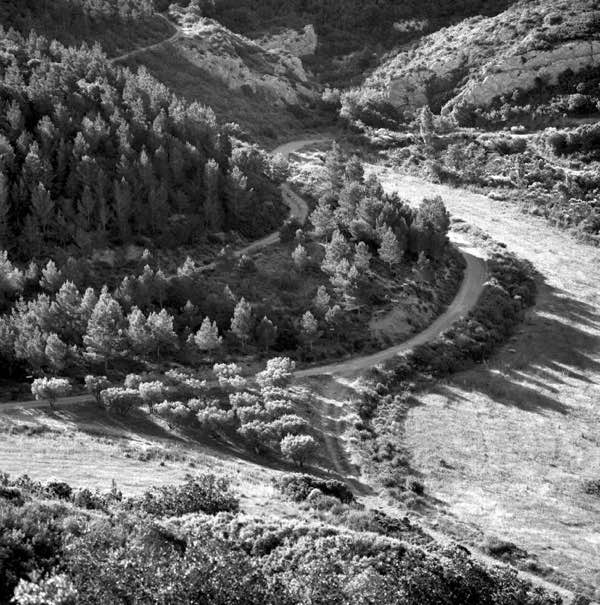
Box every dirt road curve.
[297,247,486,377]
[0,137,487,409]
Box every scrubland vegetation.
[0,470,562,604]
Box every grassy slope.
[366,167,600,598]
[123,42,311,142]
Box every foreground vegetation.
[0,471,562,604]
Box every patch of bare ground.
[370,168,600,598]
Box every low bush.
[583,479,600,496]
[127,473,239,516]
[275,474,354,504]
[0,472,562,604]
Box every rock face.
[449,40,600,110]
[368,0,600,112]
[174,18,317,106]
[260,25,318,57]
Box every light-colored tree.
[31,377,72,410]
[213,363,247,391]
[138,381,168,410]
[191,316,222,352]
[300,311,318,350]
[378,226,402,269]
[291,244,308,271]
[280,434,317,467]
[39,260,63,293]
[354,241,372,271]
[44,333,69,372]
[230,297,253,350]
[146,309,178,361]
[83,288,124,370]
[100,387,140,416]
[84,374,110,406]
[256,357,296,389]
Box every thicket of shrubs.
[352,250,537,492]
[275,473,354,503]
[0,471,562,604]
[365,251,537,397]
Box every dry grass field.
[370,169,600,597]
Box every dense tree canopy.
[0,29,283,258]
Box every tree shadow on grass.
[432,279,600,415]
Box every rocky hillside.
[168,7,317,107]
[365,0,600,114]
[120,5,320,140]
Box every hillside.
[365,0,600,115]
[120,6,321,140]
[0,0,174,57]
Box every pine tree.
[126,306,151,356]
[344,155,364,183]
[230,297,253,350]
[256,316,277,352]
[204,158,223,231]
[313,285,331,316]
[309,196,336,238]
[291,244,308,271]
[354,241,372,271]
[0,172,10,248]
[419,105,435,145]
[300,311,318,350]
[321,230,350,275]
[44,333,68,372]
[77,185,95,231]
[325,142,345,192]
[146,309,178,361]
[335,181,363,227]
[50,281,83,341]
[192,317,222,352]
[31,183,54,239]
[378,226,402,269]
[114,178,132,240]
[40,260,63,293]
[83,288,125,370]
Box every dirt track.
[110,14,180,64]
[1,137,487,410]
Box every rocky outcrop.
[260,25,318,57]
[447,40,600,110]
[371,0,600,113]
[174,18,317,106]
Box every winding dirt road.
[0,137,487,410]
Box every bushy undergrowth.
[275,473,354,503]
[0,472,561,604]
[126,473,239,516]
[366,251,537,394]
[354,250,537,493]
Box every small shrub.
[406,477,424,495]
[129,473,239,516]
[46,482,72,500]
[100,387,141,416]
[275,474,354,503]
[583,479,600,496]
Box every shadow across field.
[431,279,600,415]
